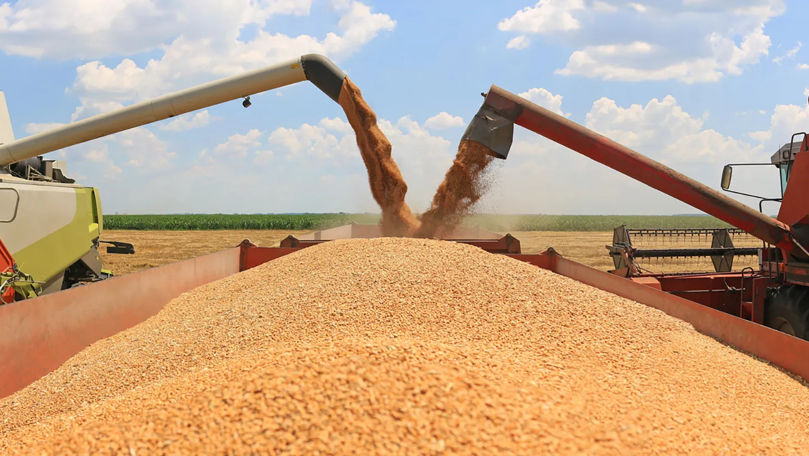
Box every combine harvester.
[2,66,809,398]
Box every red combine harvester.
[463,85,809,340]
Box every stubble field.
[99,229,759,276]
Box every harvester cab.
[769,139,804,197]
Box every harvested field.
[100,229,759,276]
[3,238,808,454]
[99,229,307,275]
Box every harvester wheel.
[765,285,809,339]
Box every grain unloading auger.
[0,54,346,302]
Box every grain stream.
[339,78,419,236]
[340,78,494,237]
[417,140,494,238]
[2,238,808,454]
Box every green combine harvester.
[0,54,347,302]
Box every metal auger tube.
[0,54,346,167]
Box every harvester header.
[0,54,346,167]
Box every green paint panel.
[14,187,101,284]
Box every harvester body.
[466,85,809,340]
[0,93,104,296]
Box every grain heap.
[2,238,809,454]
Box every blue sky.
[0,0,807,215]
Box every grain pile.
[2,238,809,454]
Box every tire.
[765,285,809,340]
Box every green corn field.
[104,213,734,231]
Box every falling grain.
[339,78,419,236]
[416,140,495,238]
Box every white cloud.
[0,0,312,59]
[500,0,785,83]
[159,110,214,132]
[592,1,617,13]
[484,93,770,215]
[118,114,457,214]
[59,92,800,215]
[749,103,809,153]
[7,1,398,215]
[115,127,175,171]
[268,122,353,159]
[498,0,584,34]
[320,116,353,134]
[424,112,465,130]
[518,87,568,116]
[584,95,752,164]
[80,144,122,179]
[773,41,801,64]
[506,36,530,50]
[67,1,395,118]
[38,126,169,182]
[22,121,163,178]
[215,129,263,158]
[798,64,809,70]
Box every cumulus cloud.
[518,88,568,116]
[34,125,171,183]
[498,0,584,35]
[268,120,356,159]
[583,95,755,164]
[116,114,457,214]
[215,129,263,158]
[424,112,465,130]
[0,0,312,59]
[749,103,809,152]
[483,92,778,215]
[499,0,785,83]
[66,1,395,119]
[114,127,175,171]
